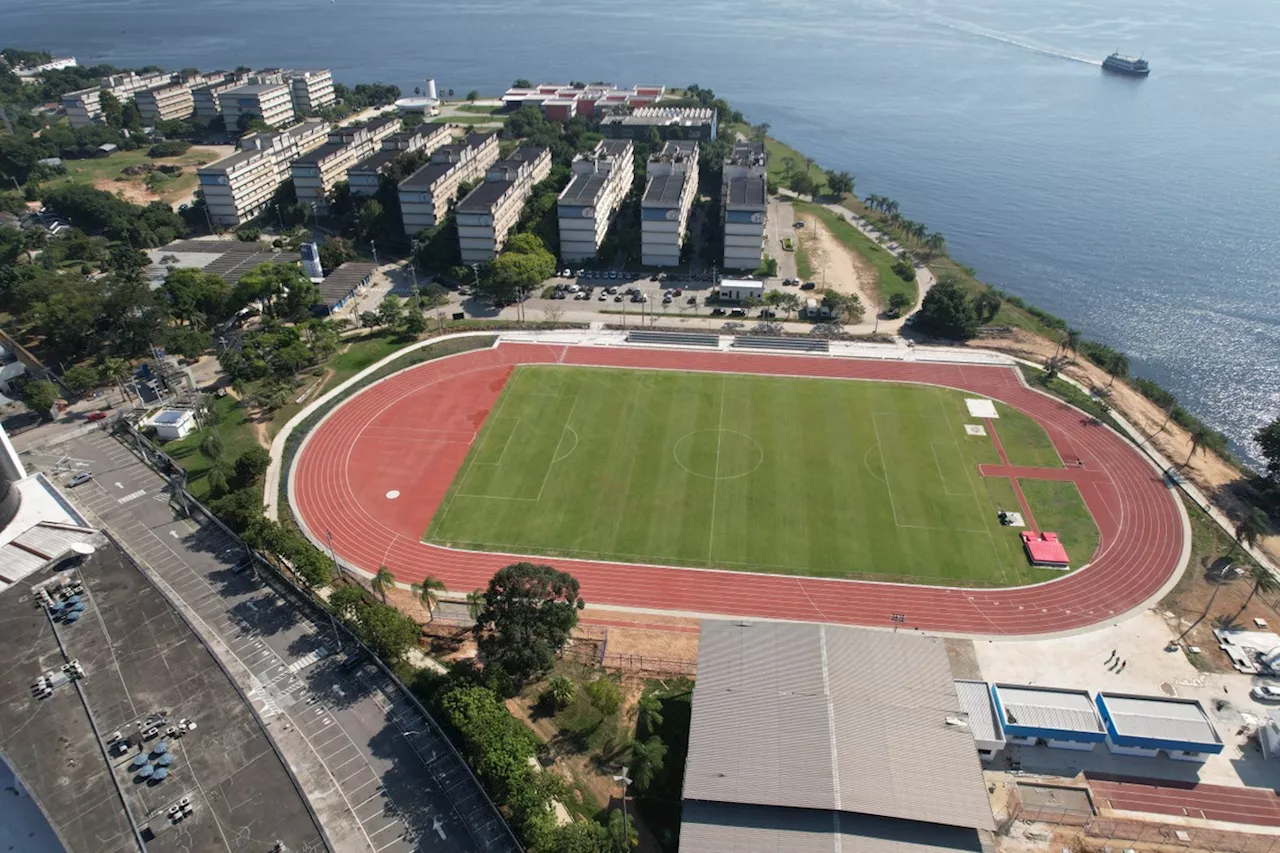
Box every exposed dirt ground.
[797,211,879,311]
[978,328,1279,568]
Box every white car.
[1252,685,1280,702]
[68,471,94,487]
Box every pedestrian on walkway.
[1105,649,1116,664]
[1118,660,1127,673]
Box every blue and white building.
[990,684,1106,751]
[1095,692,1223,762]
[640,141,699,267]
[721,140,767,270]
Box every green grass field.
[426,367,1097,585]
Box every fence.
[562,644,696,677]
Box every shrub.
[148,140,191,158]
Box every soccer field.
[425,366,1099,585]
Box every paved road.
[32,430,519,853]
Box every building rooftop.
[0,541,327,853]
[651,140,699,162]
[399,161,453,190]
[223,82,286,96]
[291,140,346,166]
[954,680,1004,746]
[601,106,716,127]
[727,175,766,207]
[145,241,301,286]
[992,684,1103,734]
[643,172,691,206]
[728,140,767,164]
[1097,693,1222,747]
[318,261,376,308]
[680,801,984,853]
[350,148,400,174]
[457,180,514,213]
[559,173,608,206]
[685,620,995,831]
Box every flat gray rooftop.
[685,620,994,831]
[292,140,345,166]
[643,172,690,206]
[994,684,1103,734]
[457,180,513,213]
[0,541,327,853]
[1099,693,1221,745]
[727,175,766,207]
[559,173,607,205]
[954,680,1004,746]
[400,161,453,190]
[319,261,376,307]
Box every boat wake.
[883,2,1102,66]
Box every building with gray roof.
[641,141,699,266]
[398,133,499,237]
[1095,692,1223,761]
[990,684,1105,750]
[680,620,994,853]
[954,680,1006,760]
[455,146,551,261]
[722,139,768,269]
[601,106,718,140]
[557,139,635,261]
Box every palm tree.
[199,430,224,462]
[924,231,945,259]
[101,357,133,405]
[637,693,664,732]
[1232,508,1269,557]
[206,459,230,497]
[547,675,576,709]
[1232,563,1280,622]
[1064,328,1082,363]
[410,576,446,621]
[1177,564,1230,643]
[1184,425,1210,467]
[372,565,396,603]
[606,808,637,852]
[627,735,667,792]
[465,589,485,621]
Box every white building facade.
[557,140,635,262]
[640,141,699,267]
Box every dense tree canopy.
[915,275,979,340]
[473,562,584,682]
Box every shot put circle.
[672,429,764,480]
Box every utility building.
[556,140,635,262]
[290,116,399,211]
[721,140,768,270]
[641,141,699,267]
[398,134,500,237]
[456,147,552,262]
[197,120,330,225]
[346,123,455,196]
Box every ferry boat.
[1102,52,1150,76]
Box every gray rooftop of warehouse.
[954,680,1004,745]
[685,620,995,832]
[145,241,301,286]
[318,261,376,307]
[1099,692,1221,745]
[992,684,1103,733]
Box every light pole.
[612,768,632,850]
[323,528,344,652]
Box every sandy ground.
[797,211,878,312]
[979,328,1280,567]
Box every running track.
[290,341,1187,636]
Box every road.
[31,430,519,853]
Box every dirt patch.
[978,328,1280,568]
[797,212,878,310]
[94,177,156,205]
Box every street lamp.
[612,768,632,849]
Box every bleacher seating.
[625,331,720,348]
[732,336,830,353]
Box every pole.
[202,202,215,237]
[324,529,344,651]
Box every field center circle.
[672,429,764,480]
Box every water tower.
[425,79,438,101]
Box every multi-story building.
[641,141,700,267]
[398,134,500,237]
[557,140,635,262]
[102,71,172,99]
[456,147,552,262]
[13,56,78,79]
[197,119,329,226]
[346,123,455,196]
[220,82,294,130]
[601,107,718,142]
[290,116,399,210]
[721,141,768,270]
[287,69,336,115]
[135,82,195,125]
[61,87,102,128]
[502,83,666,118]
[192,73,244,121]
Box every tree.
[636,693,664,731]
[99,90,124,128]
[627,735,667,792]
[586,677,622,717]
[888,291,911,316]
[923,231,946,259]
[1063,328,1082,362]
[60,364,100,396]
[319,236,355,273]
[915,275,977,340]
[825,170,855,197]
[377,294,403,328]
[512,79,533,89]
[1256,417,1280,483]
[100,357,133,405]
[821,288,863,324]
[21,380,59,419]
[473,562,584,682]
[1185,425,1210,467]
[205,460,230,497]
[466,589,486,621]
[1233,564,1280,622]
[774,291,801,319]
[483,234,556,304]
[546,675,576,709]
[411,576,446,621]
[232,446,271,488]
[788,172,816,198]
[605,808,637,852]
[372,565,396,603]
[359,310,381,330]
[400,305,428,337]
[1233,508,1269,556]
[466,90,479,102]
[200,430,224,462]
[972,290,1002,324]
[354,601,421,662]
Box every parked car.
[730,308,747,317]
[759,308,776,319]
[598,292,608,301]
[560,269,572,278]
[1252,685,1280,702]
[800,281,816,290]
[710,308,726,316]
[672,288,683,296]
[86,410,109,422]
[793,220,805,228]
[68,471,94,487]
[650,275,660,282]
[686,296,698,305]
[614,295,623,302]
[662,294,673,304]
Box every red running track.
[1088,776,1280,827]
[291,341,1187,636]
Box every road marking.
[117,489,146,504]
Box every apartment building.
[287,69,336,115]
[601,107,718,142]
[290,116,399,209]
[641,141,700,267]
[503,83,666,118]
[61,87,102,128]
[192,73,244,120]
[102,71,172,99]
[456,147,552,262]
[197,119,330,226]
[721,141,768,270]
[557,140,635,261]
[347,123,455,196]
[398,134,500,237]
[135,82,195,125]
[220,82,294,129]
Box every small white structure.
[146,409,196,441]
[954,680,1006,761]
[718,278,765,302]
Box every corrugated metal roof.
[954,681,1003,745]
[679,800,984,853]
[994,685,1102,734]
[685,621,995,831]
[1099,693,1221,746]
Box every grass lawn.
[764,137,826,190]
[794,232,814,280]
[793,200,914,309]
[427,366,1088,586]
[429,114,505,126]
[162,393,259,500]
[454,104,503,115]
[1017,479,1100,566]
[45,146,225,204]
